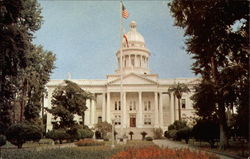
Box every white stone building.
[44,21,199,138]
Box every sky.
[34,0,196,80]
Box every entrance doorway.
[130,115,136,127]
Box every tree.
[20,45,55,123]
[6,123,42,148]
[169,0,249,149]
[129,131,134,140]
[0,0,43,134]
[48,80,91,129]
[141,131,147,140]
[168,83,190,120]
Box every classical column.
[122,92,127,128]
[102,93,106,122]
[169,93,175,123]
[154,92,159,127]
[129,55,131,67]
[138,91,143,128]
[140,55,142,67]
[159,92,163,128]
[85,99,91,126]
[107,92,111,123]
[91,95,96,125]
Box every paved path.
[153,139,234,159]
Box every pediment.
[108,73,158,85]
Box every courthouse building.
[44,21,199,137]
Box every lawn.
[1,140,155,159]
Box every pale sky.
[34,0,196,80]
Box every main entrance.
[130,114,136,127]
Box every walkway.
[153,139,234,159]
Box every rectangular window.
[144,115,151,125]
[144,101,151,111]
[181,99,186,109]
[118,101,121,110]
[114,115,121,125]
[115,101,118,110]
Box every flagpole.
[119,0,124,137]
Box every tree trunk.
[178,98,181,120]
[218,102,228,150]
[18,144,22,149]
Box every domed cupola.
[116,21,151,75]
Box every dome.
[123,21,145,44]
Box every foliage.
[6,123,42,148]
[46,129,69,144]
[75,139,104,147]
[153,128,163,139]
[168,120,188,131]
[22,45,55,122]
[0,0,42,134]
[48,80,91,129]
[176,127,192,143]
[38,138,54,145]
[145,136,153,141]
[110,146,219,159]
[169,0,249,149]
[165,129,178,140]
[168,83,190,120]
[140,131,147,140]
[77,128,94,139]
[95,121,112,138]
[192,120,220,148]
[0,135,6,147]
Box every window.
[114,115,121,125]
[144,115,151,125]
[98,116,102,123]
[115,101,121,111]
[144,101,151,111]
[181,99,186,109]
[129,101,136,111]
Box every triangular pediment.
[108,73,158,85]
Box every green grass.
[1,140,155,159]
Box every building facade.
[44,21,199,138]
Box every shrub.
[176,127,192,143]
[0,135,6,147]
[74,139,104,146]
[128,131,134,140]
[6,123,42,148]
[153,128,163,139]
[145,136,153,141]
[110,146,219,159]
[192,120,219,148]
[38,138,54,145]
[78,128,94,139]
[141,131,147,140]
[95,122,112,138]
[168,120,188,131]
[46,129,70,144]
[165,129,178,140]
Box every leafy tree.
[169,0,249,149]
[176,127,192,144]
[168,83,190,120]
[46,129,69,144]
[77,128,94,139]
[192,120,219,148]
[0,0,42,134]
[6,123,42,148]
[22,45,55,122]
[48,80,92,129]
[95,121,112,139]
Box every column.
[85,99,91,126]
[154,92,159,127]
[107,92,111,123]
[140,55,142,67]
[159,92,163,128]
[91,95,96,125]
[122,92,127,128]
[102,93,106,122]
[138,91,143,128]
[169,93,174,124]
[129,55,131,67]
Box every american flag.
[122,3,129,19]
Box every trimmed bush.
[78,128,94,139]
[74,139,104,146]
[38,138,54,145]
[6,123,42,148]
[153,128,163,139]
[140,131,147,140]
[165,129,177,140]
[176,127,192,143]
[46,129,70,144]
[145,136,153,141]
